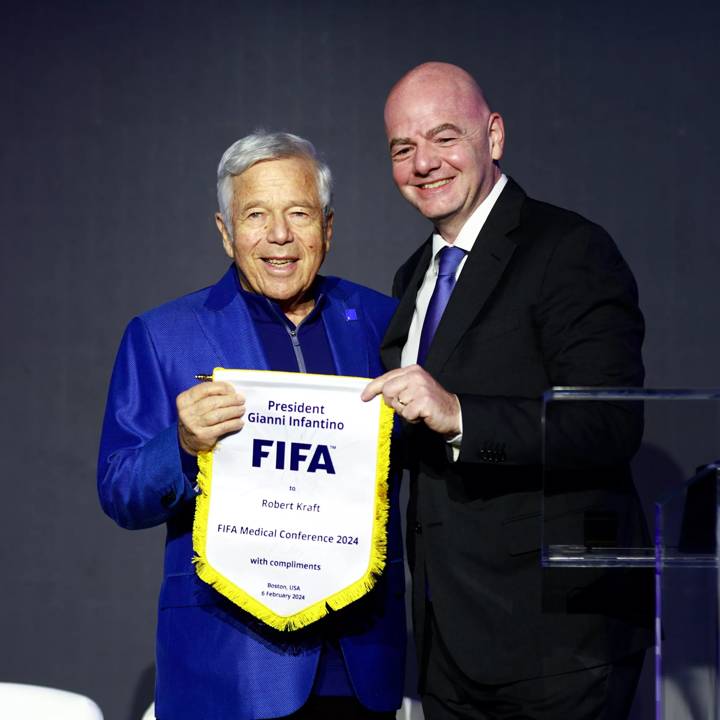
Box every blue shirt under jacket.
[97,266,406,720]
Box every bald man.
[363,63,652,719]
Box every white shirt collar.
[431,173,508,260]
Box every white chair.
[142,697,421,720]
[397,696,424,720]
[0,682,103,719]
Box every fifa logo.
[251,439,336,474]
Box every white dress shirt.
[401,173,508,367]
[400,174,508,457]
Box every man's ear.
[215,213,234,259]
[323,212,334,253]
[488,113,505,161]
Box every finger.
[384,364,433,397]
[179,381,242,407]
[217,417,245,439]
[212,416,245,436]
[361,377,386,402]
[180,397,245,431]
[198,381,244,403]
[361,368,409,401]
[395,396,421,423]
[193,390,245,415]
[179,416,245,454]
[195,403,246,428]
[178,396,244,438]
[391,396,405,415]
[379,376,411,404]
[181,389,245,422]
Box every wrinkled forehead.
[231,157,320,199]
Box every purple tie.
[417,245,466,365]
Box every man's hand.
[361,365,461,438]
[177,382,245,455]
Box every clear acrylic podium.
[542,388,720,720]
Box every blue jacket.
[98,267,405,719]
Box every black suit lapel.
[423,179,526,375]
[381,242,432,370]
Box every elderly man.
[363,63,652,719]
[98,132,405,720]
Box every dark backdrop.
[1,2,718,719]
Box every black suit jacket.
[381,178,653,684]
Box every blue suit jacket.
[98,267,406,719]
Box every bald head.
[385,62,491,131]
[384,62,505,242]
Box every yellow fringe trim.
[192,378,394,632]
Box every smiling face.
[215,157,332,322]
[384,63,505,242]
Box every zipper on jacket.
[286,326,307,373]
[264,296,318,374]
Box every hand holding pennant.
[192,368,394,631]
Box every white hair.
[217,131,333,232]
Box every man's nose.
[268,215,291,243]
[413,141,441,176]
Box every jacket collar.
[198,266,370,377]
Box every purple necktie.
[417,245,466,365]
